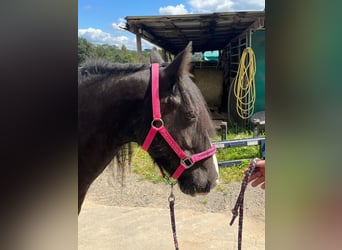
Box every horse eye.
[185,111,197,121]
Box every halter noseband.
[142,63,216,179]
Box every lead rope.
[229,158,258,250]
[168,183,179,250]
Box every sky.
[78,0,265,50]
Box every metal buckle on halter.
[181,157,194,169]
[151,118,164,129]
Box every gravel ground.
[80,164,265,250]
[84,164,265,218]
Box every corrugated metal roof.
[125,11,265,54]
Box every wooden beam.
[136,33,142,63]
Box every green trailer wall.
[251,30,265,113]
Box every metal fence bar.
[212,137,265,167]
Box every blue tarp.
[204,51,219,61]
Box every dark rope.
[168,183,179,250]
[230,158,258,250]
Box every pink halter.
[142,63,217,179]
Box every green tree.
[121,44,127,52]
[78,38,158,64]
[93,45,107,58]
[78,37,94,65]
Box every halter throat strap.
[142,63,216,179]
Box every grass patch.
[218,162,246,183]
[131,146,165,184]
[202,199,209,205]
[214,126,263,184]
[215,184,229,195]
[131,126,263,186]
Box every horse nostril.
[205,182,211,192]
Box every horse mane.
[78,58,151,86]
[112,143,133,186]
[78,58,149,184]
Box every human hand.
[247,159,265,189]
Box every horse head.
[140,42,219,196]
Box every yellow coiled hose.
[233,47,256,119]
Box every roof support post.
[136,33,142,63]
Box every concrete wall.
[192,68,223,109]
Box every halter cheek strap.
[142,63,216,179]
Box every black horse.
[78,42,219,213]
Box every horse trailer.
[125,11,265,128]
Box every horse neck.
[102,78,149,145]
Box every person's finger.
[251,176,265,187]
[248,173,258,182]
[248,171,262,182]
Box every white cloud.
[188,0,264,13]
[159,4,189,15]
[111,18,126,31]
[231,0,265,10]
[156,0,264,15]
[78,28,116,44]
[83,5,92,11]
[78,27,155,51]
[188,0,234,13]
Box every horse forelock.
[178,76,215,137]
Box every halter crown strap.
[151,63,161,120]
[141,63,161,151]
[142,63,216,180]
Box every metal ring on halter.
[151,118,164,129]
[168,192,175,202]
[181,157,194,169]
[163,175,178,185]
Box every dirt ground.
[78,166,265,249]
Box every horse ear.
[150,47,165,64]
[163,41,192,82]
